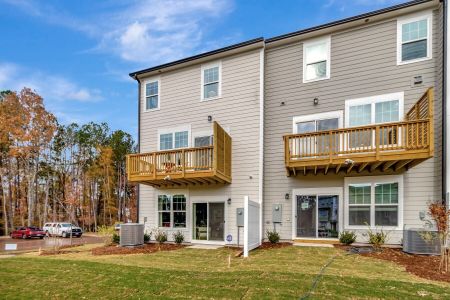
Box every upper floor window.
[158,126,190,150]
[201,62,221,100]
[397,13,432,64]
[145,79,160,111]
[303,36,331,83]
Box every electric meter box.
[272,204,282,223]
[236,208,244,227]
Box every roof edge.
[266,0,434,43]
[129,37,264,78]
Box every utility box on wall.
[272,204,282,223]
[236,208,244,227]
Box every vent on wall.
[120,223,144,247]
[403,228,440,255]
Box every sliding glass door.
[192,202,225,242]
[296,194,339,238]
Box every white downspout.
[259,46,265,243]
[445,0,450,206]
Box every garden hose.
[299,251,355,300]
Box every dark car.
[10,226,45,239]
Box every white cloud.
[2,0,233,65]
[0,62,103,102]
[322,0,404,12]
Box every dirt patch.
[92,243,185,255]
[40,243,85,256]
[335,245,450,283]
[258,242,292,250]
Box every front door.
[296,194,339,238]
[193,202,225,242]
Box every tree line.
[0,88,137,235]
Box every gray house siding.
[138,48,262,243]
[263,8,443,243]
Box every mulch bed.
[335,244,450,283]
[258,242,292,250]
[91,243,185,256]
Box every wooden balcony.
[284,88,434,176]
[127,122,231,187]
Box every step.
[293,239,339,245]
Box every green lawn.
[0,244,449,299]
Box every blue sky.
[0,0,406,138]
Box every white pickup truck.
[43,222,83,238]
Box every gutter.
[258,46,265,242]
[266,0,434,43]
[133,75,141,223]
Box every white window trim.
[292,110,343,133]
[397,11,433,65]
[345,92,404,127]
[344,175,404,231]
[157,125,191,151]
[201,61,222,101]
[156,190,189,229]
[302,36,331,83]
[143,77,161,112]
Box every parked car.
[42,222,83,238]
[10,226,45,239]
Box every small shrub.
[266,230,280,243]
[173,231,184,244]
[112,233,120,244]
[154,229,168,244]
[365,227,389,250]
[339,231,356,245]
[97,225,115,246]
[144,231,151,243]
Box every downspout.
[442,0,448,206]
[133,75,141,222]
[259,45,265,242]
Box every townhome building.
[127,0,448,246]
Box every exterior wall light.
[285,193,290,200]
[208,115,213,122]
[227,198,232,205]
[313,97,319,105]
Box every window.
[201,62,221,100]
[345,176,403,228]
[158,126,190,150]
[303,36,331,82]
[145,79,160,110]
[158,194,186,228]
[158,195,171,228]
[346,92,404,148]
[173,195,187,228]
[397,13,432,64]
[292,111,343,156]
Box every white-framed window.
[158,194,187,228]
[344,175,403,229]
[345,92,404,148]
[157,125,191,151]
[144,78,160,111]
[303,36,331,83]
[397,12,432,65]
[345,92,404,127]
[201,62,222,100]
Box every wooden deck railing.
[284,88,434,172]
[127,121,231,185]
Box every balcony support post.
[182,149,185,177]
[375,125,380,161]
[153,153,157,180]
